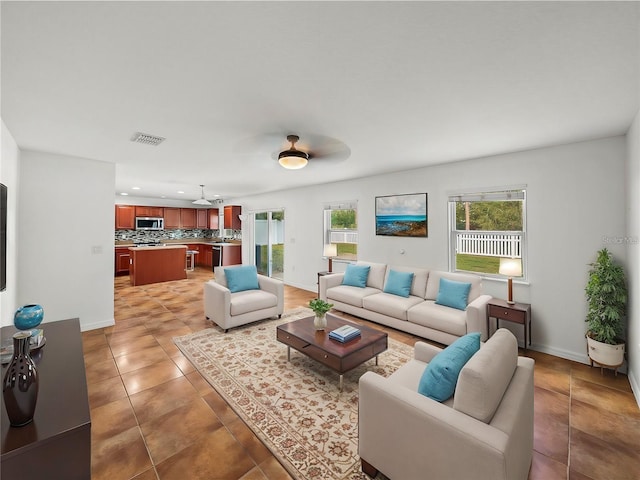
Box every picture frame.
[375,193,428,237]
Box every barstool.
[186,250,199,271]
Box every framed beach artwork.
[375,193,428,237]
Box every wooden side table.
[487,298,532,351]
[317,271,331,297]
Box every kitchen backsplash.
[114,229,241,243]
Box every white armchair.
[358,329,534,480]
[204,266,284,332]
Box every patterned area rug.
[173,307,413,480]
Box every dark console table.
[1,318,91,480]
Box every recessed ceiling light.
[120,192,129,196]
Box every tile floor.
[83,267,640,480]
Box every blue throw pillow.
[342,264,370,288]
[225,265,260,293]
[383,270,414,297]
[435,277,472,311]
[418,332,481,401]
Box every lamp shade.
[499,257,522,277]
[323,244,337,257]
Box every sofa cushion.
[362,293,424,321]
[386,265,430,298]
[453,329,518,423]
[357,261,387,290]
[418,332,481,401]
[426,271,482,303]
[383,269,414,297]
[230,289,278,316]
[225,265,260,293]
[435,277,472,311]
[326,285,380,308]
[407,301,468,337]
[343,264,370,287]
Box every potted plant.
[309,298,334,331]
[585,248,627,372]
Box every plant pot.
[314,314,327,331]
[586,334,625,369]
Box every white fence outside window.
[455,231,522,258]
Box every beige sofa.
[319,261,492,344]
[359,328,535,480]
[203,266,284,332]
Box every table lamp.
[499,257,522,304]
[323,244,338,272]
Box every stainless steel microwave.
[135,217,164,230]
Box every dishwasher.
[212,245,222,271]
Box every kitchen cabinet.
[202,246,213,267]
[164,208,181,229]
[135,206,164,217]
[209,208,219,229]
[180,208,197,228]
[224,205,242,230]
[196,209,209,229]
[115,205,135,230]
[115,247,131,275]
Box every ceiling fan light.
[278,150,309,170]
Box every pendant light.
[192,185,212,206]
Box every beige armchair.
[204,266,284,332]
[358,329,534,480]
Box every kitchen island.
[129,245,188,286]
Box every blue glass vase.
[14,304,44,331]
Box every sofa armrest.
[257,275,284,315]
[413,341,442,363]
[203,280,231,325]
[467,294,492,341]
[359,372,511,480]
[319,273,344,300]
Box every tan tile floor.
[83,267,640,480]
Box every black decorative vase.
[2,331,39,426]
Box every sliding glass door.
[254,210,284,280]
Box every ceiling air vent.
[130,132,165,146]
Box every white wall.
[17,150,115,331]
[626,109,640,404]
[0,120,20,326]
[234,136,627,365]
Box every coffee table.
[276,313,388,391]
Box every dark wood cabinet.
[209,208,219,229]
[115,247,131,275]
[115,205,135,230]
[202,246,213,267]
[135,206,164,217]
[180,208,197,229]
[196,209,209,229]
[1,318,91,480]
[224,205,242,230]
[164,208,181,229]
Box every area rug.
[173,307,413,480]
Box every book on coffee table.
[329,325,361,342]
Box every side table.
[317,271,331,297]
[487,298,531,351]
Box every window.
[324,201,358,261]
[448,188,526,278]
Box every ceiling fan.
[276,133,351,170]
[234,132,351,170]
